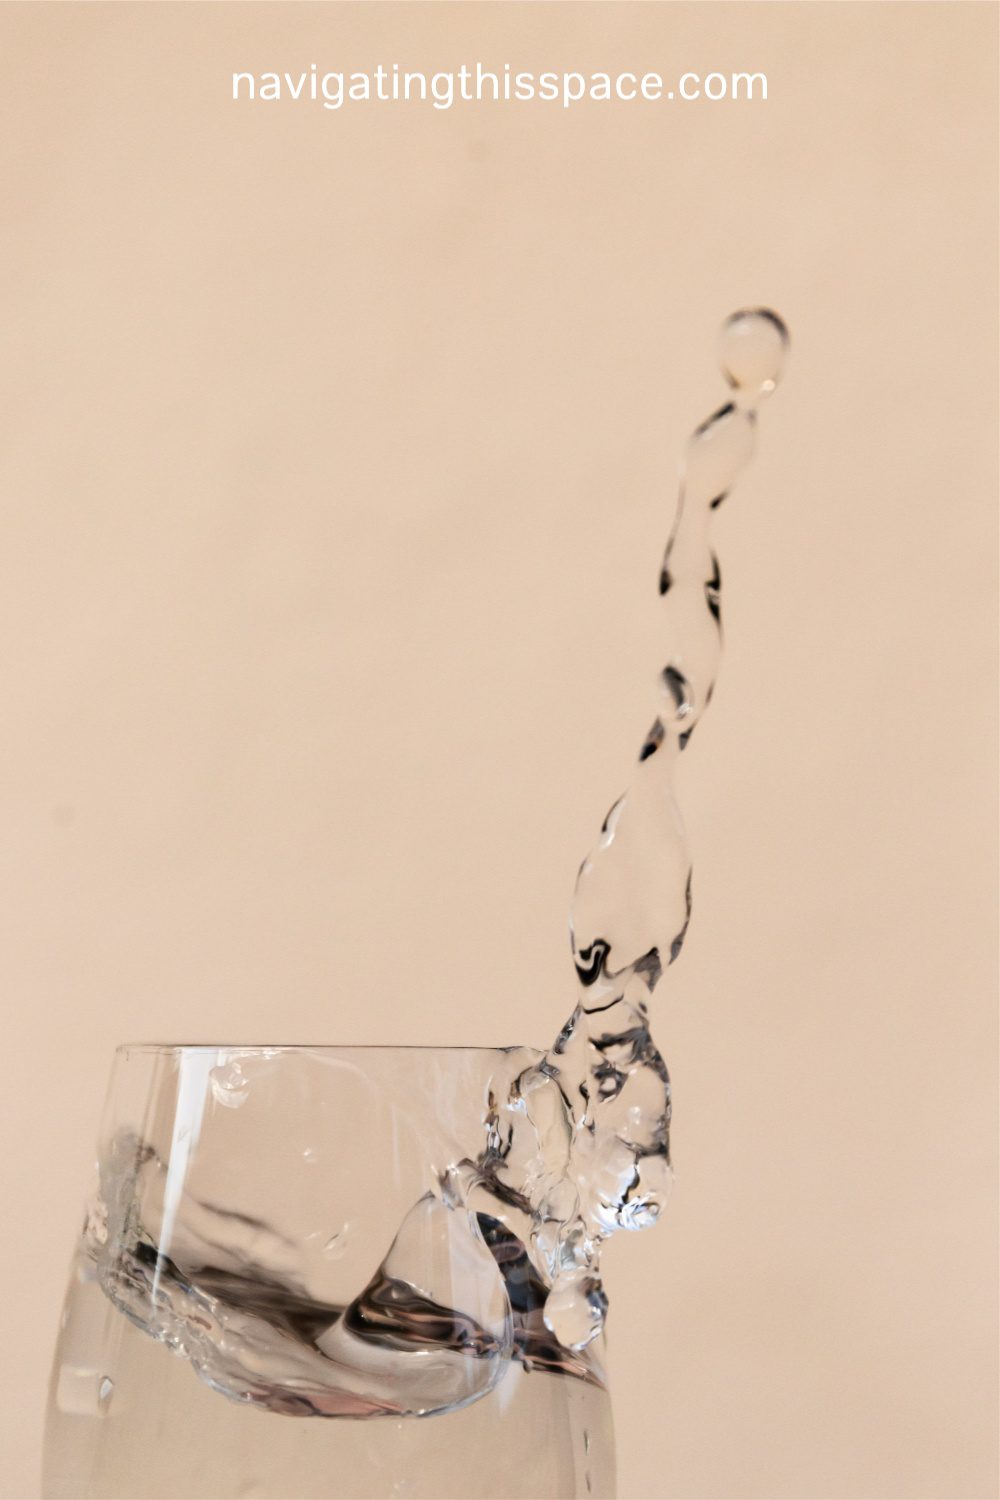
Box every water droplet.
[98,1376,114,1407]
[719,307,788,400]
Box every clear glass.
[43,1045,616,1499]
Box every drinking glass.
[44,1045,616,1499]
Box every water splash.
[466,307,789,1347]
[82,310,788,1413]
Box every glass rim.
[116,1042,528,1055]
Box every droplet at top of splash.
[81,311,789,1419]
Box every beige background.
[1,4,997,1497]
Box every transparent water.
[44,310,788,1498]
[46,1249,614,1498]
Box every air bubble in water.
[209,1057,250,1109]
